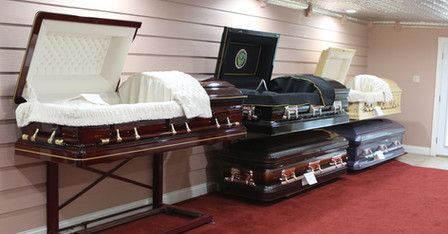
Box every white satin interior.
[16,71,212,127]
[23,19,135,102]
[16,20,212,127]
[346,74,393,103]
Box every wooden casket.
[330,119,405,170]
[315,48,402,120]
[13,12,247,166]
[220,130,348,201]
[214,27,350,137]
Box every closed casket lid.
[14,12,141,104]
[314,47,356,84]
[331,119,405,142]
[214,27,279,89]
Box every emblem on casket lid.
[234,49,247,69]
[13,12,141,104]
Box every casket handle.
[170,123,177,135]
[54,139,64,146]
[224,167,255,186]
[378,144,388,152]
[21,134,29,141]
[134,127,141,140]
[280,167,298,184]
[30,129,39,142]
[308,160,322,172]
[100,138,110,145]
[116,129,122,143]
[185,122,191,133]
[214,118,221,129]
[330,155,345,167]
[47,130,56,144]
[226,117,239,127]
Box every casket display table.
[13,12,246,233]
[315,48,402,120]
[329,119,405,170]
[220,130,348,201]
[214,27,350,137]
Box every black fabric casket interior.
[241,75,335,106]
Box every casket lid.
[14,12,141,104]
[314,47,356,85]
[214,27,279,89]
[332,119,405,142]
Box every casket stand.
[13,12,246,233]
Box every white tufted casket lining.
[23,19,135,103]
[15,17,212,127]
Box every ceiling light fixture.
[345,9,357,14]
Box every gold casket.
[315,48,402,120]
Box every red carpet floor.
[104,160,448,233]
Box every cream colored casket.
[314,47,402,120]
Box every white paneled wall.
[0,0,368,233]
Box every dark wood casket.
[220,130,348,201]
[329,119,405,170]
[14,12,247,166]
[12,12,247,233]
[214,27,350,137]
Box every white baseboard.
[403,145,432,155]
[22,182,217,234]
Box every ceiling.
[267,0,448,25]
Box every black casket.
[330,119,406,170]
[214,27,350,137]
[220,130,348,201]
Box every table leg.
[153,153,164,208]
[46,162,59,234]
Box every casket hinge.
[224,168,255,186]
[30,129,39,142]
[47,130,56,144]
[116,129,122,143]
[134,127,141,140]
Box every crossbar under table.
[46,153,213,233]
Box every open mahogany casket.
[13,12,247,166]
